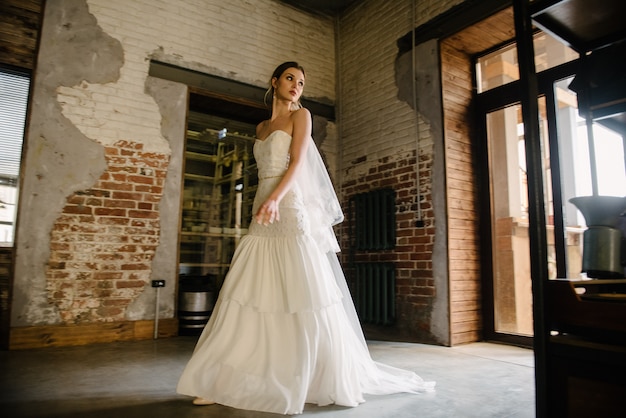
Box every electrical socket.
[151,279,165,288]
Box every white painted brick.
[55,0,460,184]
[50,0,333,157]
[337,0,458,180]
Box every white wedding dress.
[176,130,435,415]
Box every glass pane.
[477,31,579,93]
[555,76,626,279]
[0,70,30,246]
[179,114,258,290]
[180,128,257,278]
[486,98,552,336]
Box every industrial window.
[0,68,30,246]
[476,31,578,93]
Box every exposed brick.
[94,208,127,217]
[67,195,85,205]
[99,181,134,191]
[47,261,66,270]
[121,263,149,270]
[137,202,152,210]
[110,173,128,182]
[102,298,132,306]
[128,210,158,219]
[148,185,163,194]
[127,175,153,185]
[80,189,111,198]
[48,146,164,323]
[97,216,130,226]
[92,272,124,281]
[63,205,93,215]
[111,191,143,201]
[103,199,136,209]
[108,166,138,174]
[115,280,145,288]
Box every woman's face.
[273,67,305,105]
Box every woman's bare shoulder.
[290,107,311,128]
[292,107,311,119]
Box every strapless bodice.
[250,130,307,237]
[254,130,291,180]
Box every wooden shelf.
[548,278,626,342]
[184,173,215,182]
[185,151,217,162]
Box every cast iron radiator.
[349,188,397,325]
[355,262,396,325]
[353,188,396,250]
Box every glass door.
[475,31,584,344]
[484,99,553,338]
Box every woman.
[176,62,434,415]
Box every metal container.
[570,196,626,279]
[178,275,216,335]
[582,226,623,278]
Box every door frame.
[474,60,579,346]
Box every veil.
[297,137,343,253]
[296,138,368,348]
[295,137,434,393]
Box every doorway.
[177,91,266,335]
[475,34,579,345]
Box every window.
[0,69,30,246]
[476,31,579,93]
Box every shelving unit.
[179,126,257,290]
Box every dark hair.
[264,61,306,111]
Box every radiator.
[355,262,396,325]
[353,188,396,250]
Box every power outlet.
[151,279,165,288]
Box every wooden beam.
[397,0,512,54]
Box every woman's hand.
[255,199,280,225]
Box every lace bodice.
[254,130,291,179]
[250,130,308,237]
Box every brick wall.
[340,149,438,337]
[336,0,462,344]
[46,140,168,324]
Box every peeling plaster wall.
[126,76,188,321]
[395,40,448,345]
[12,0,337,329]
[13,0,123,326]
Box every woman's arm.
[255,108,312,225]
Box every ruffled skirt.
[177,215,434,415]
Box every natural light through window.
[0,70,29,246]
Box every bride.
[176,61,435,415]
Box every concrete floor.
[0,336,535,417]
